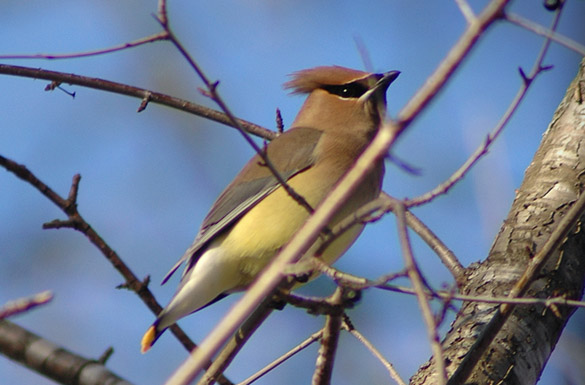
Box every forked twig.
[395,202,447,384]
[0,154,233,385]
[407,6,562,207]
[154,10,315,216]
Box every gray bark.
[411,58,585,385]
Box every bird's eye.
[322,82,369,99]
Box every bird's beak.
[358,70,400,104]
[376,70,401,91]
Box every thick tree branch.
[412,57,585,385]
[0,320,132,385]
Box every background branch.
[0,320,132,385]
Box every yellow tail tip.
[141,326,156,354]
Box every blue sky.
[1,1,584,384]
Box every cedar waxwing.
[141,66,400,353]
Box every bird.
[141,65,400,353]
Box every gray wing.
[161,126,323,285]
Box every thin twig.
[296,257,585,310]
[342,316,407,385]
[154,14,316,216]
[239,330,323,385]
[0,291,53,319]
[405,60,551,207]
[0,32,169,60]
[196,300,274,385]
[398,0,510,126]
[406,6,564,208]
[454,0,476,24]
[377,283,585,309]
[311,288,344,385]
[317,193,464,281]
[506,12,585,56]
[395,202,447,385]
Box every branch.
[342,317,407,385]
[0,64,275,141]
[398,0,510,126]
[0,155,233,385]
[0,291,53,319]
[195,300,274,385]
[0,320,132,385]
[395,202,447,384]
[454,0,476,24]
[411,57,585,385]
[239,330,323,385]
[317,193,463,282]
[154,11,315,215]
[406,9,560,207]
[506,12,585,56]
[0,32,169,60]
[447,173,585,385]
[311,288,344,385]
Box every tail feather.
[141,323,165,354]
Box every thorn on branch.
[116,275,150,292]
[275,108,284,133]
[138,91,152,112]
[197,87,213,98]
[97,346,114,364]
[65,174,81,215]
[45,81,61,91]
[45,81,76,98]
[141,275,151,290]
[116,281,131,290]
[43,217,82,230]
[209,80,220,93]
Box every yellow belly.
[216,163,374,286]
